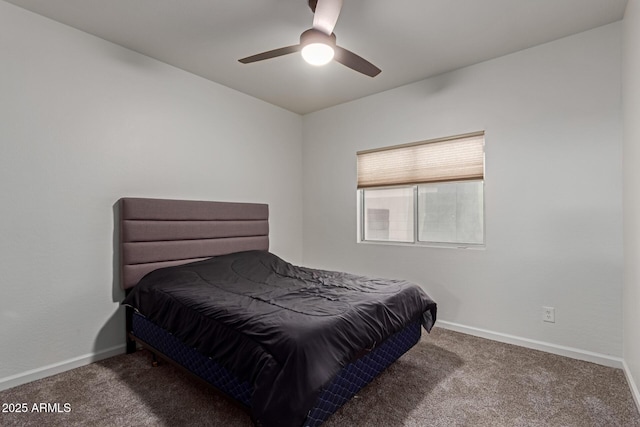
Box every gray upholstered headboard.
[119,197,269,289]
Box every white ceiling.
[5,0,628,114]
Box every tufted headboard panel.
[119,197,269,289]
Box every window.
[363,187,414,242]
[357,132,485,247]
[417,181,484,244]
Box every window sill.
[357,240,486,250]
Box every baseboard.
[623,360,640,412]
[436,320,624,369]
[0,344,126,392]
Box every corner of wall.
[623,0,640,414]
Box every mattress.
[123,250,436,427]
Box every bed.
[119,197,437,427]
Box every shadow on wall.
[426,280,461,322]
[94,307,126,356]
[93,200,127,357]
[112,200,123,304]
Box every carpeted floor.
[1,327,639,426]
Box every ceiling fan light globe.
[301,43,335,66]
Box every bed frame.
[119,197,422,426]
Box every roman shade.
[357,132,484,189]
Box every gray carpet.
[1,327,639,426]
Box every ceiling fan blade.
[239,45,301,64]
[334,46,381,77]
[312,0,343,35]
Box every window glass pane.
[363,187,414,242]
[418,181,484,244]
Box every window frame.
[356,132,486,249]
[357,180,485,249]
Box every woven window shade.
[357,132,484,188]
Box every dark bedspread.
[122,250,437,427]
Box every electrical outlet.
[543,306,555,323]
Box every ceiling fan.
[238,0,381,77]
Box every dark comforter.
[123,250,437,427]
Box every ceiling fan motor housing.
[300,29,336,48]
